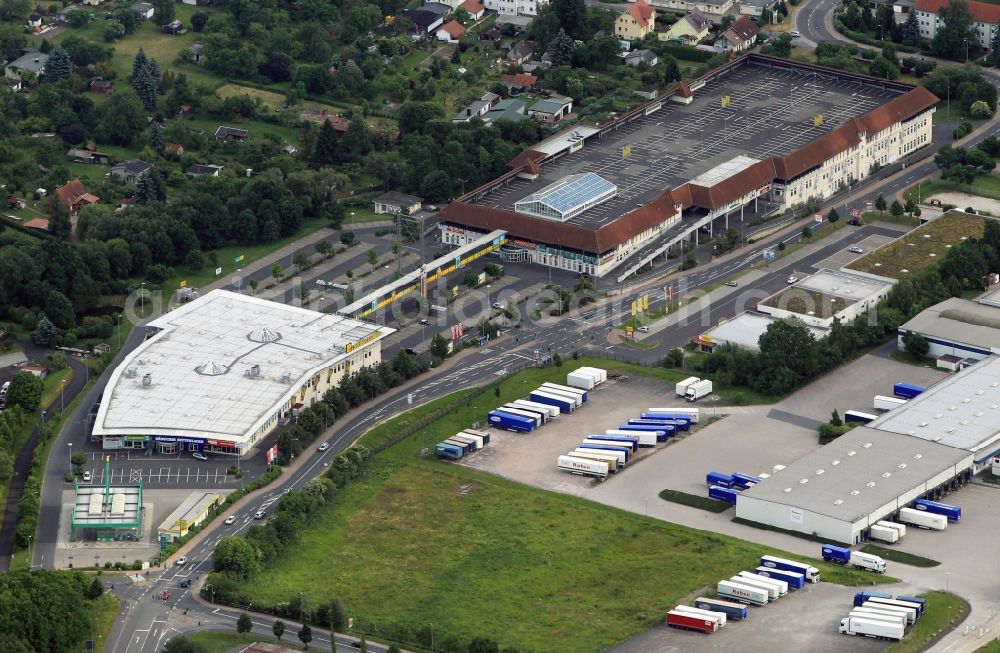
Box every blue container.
[853,591,893,607]
[821,543,851,564]
[914,498,961,521]
[706,471,734,488]
[731,472,761,489]
[435,443,463,460]
[893,382,926,399]
[487,410,536,433]
[708,485,739,504]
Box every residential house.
[190,44,204,63]
[479,26,501,42]
[485,0,548,16]
[27,15,42,28]
[739,0,777,17]
[663,9,711,42]
[176,103,194,119]
[714,15,759,50]
[402,9,446,35]
[21,364,49,379]
[4,50,49,80]
[23,218,50,232]
[111,159,152,183]
[374,191,423,215]
[500,72,539,94]
[83,0,104,5]
[423,1,454,14]
[186,164,223,177]
[131,2,154,19]
[164,142,184,156]
[624,49,658,66]
[7,194,25,209]
[615,0,656,40]
[504,40,534,65]
[459,0,486,19]
[437,20,467,42]
[54,178,100,215]
[483,98,527,123]
[915,0,1000,49]
[453,92,500,122]
[89,78,113,94]
[649,0,735,18]
[6,78,21,92]
[528,96,572,123]
[67,147,110,164]
[162,19,184,34]
[215,126,249,142]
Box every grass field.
[977,640,1000,652]
[87,593,121,653]
[175,631,286,651]
[40,368,75,412]
[882,592,968,653]
[846,210,984,279]
[860,544,940,567]
[216,84,288,110]
[658,488,732,513]
[241,359,887,652]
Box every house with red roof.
[615,0,656,40]
[54,179,99,215]
[714,15,760,51]
[458,0,485,19]
[915,0,1000,49]
[436,20,467,42]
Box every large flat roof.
[760,268,892,317]
[702,312,827,350]
[93,290,394,445]
[72,484,143,528]
[740,427,972,523]
[868,355,1000,456]
[470,58,904,231]
[899,297,1000,352]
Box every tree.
[149,121,164,153]
[826,208,840,224]
[315,240,334,259]
[992,24,1000,63]
[902,8,920,41]
[430,333,451,359]
[259,53,292,83]
[153,0,175,25]
[97,88,147,145]
[468,638,500,653]
[271,620,285,641]
[367,248,379,272]
[869,56,900,80]
[6,372,43,412]
[760,7,773,23]
[237,613,253,635]
[662,54,681,84]
[162,637,207,653]
[890,199,904,218]
[902,330,930,356]
[293,251,311,274]
[298,624,312,649]
[550,28,575,66]
[71,452,87,470]
[271,263,285,282]
[830,409,842,427]
[971,99,993,118]
[875,193,887,215]
[45,46,72,82]
[358,635,368,653]
[191,11,209,31]
[327,598,347,631]
[930,0,975,59]
[387,646,401,653]
[802,225,813,239]
[213,537,261,580]
[770,32,792,57]
[130,48,149,85]
[87,577,104,599]
[312,120,339,167]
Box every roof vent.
[831,459,840,466]
[946,427,956,433]
[195,360,228,376]
[816,469,825,475]
[976,390,985,395]
[882,472,891,478]
[863,442,872,448]
[279,371,292,382]
[898,463,907,469]
[851,490,860,496]
[126,366,138,378]
[960,419,970,426]
[246,364,261,378]
[975,411,983,417]
[799,478,809,484]
[919,422,928,427]
[142,373,152,387]
[834,499,844,506]
[248,327,282,343]
[866,481,876,487]
[935,413,943,419]
[783,487,792,493]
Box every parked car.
[790,30,801,37]
[848,246,864,254]
[725,281,738,287]
[192,452,207,461]
[786,275,799,284]
[83,471,92,482]
[254,510,265,519]
[318,442,330,452]
[176,556,188,566]
[224,515,237,525]
[637,326,650,333]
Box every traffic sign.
[763,250,775,261]
[815,213,823,223]
[234,255,244,264]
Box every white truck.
[737,571,787,595]
[899,507,947,530]
[869,523,899,544]
[675,376,701,398]
[566,370,597,390]
[716,580,769,606]
[556,455,608,479]
[850,551,887,573]
[729,575,780,600]
[673,605,727,627]
[839,616,904,641]
[877,520,906,538]
[574,366,607,383]
[851,608,907,627]
[685,379,713,402]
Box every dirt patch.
[928,191,1000,215]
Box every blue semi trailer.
[487,410,536,433]
[893,382,926,399]
[914,498,962,521]
[731,472,762,489]
[708,486,740,504]
[754,567,805,590]
[529,391,575,413]
[895,595,927,616]
[706,471,735,487]
[641,413,691,430]
[694,597,748,620]
[821,544,852,564]
[579,442,631,463]
[435,443,463,460]
[853,591,893,607]
[617,424,667,439]
[586,434,639,452]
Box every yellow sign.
[345,330,382,354]
[180,280,187,288]
[813,115,824,126]
[698,334,714,344]
[622,145,631,159]
[721,96,731,108]
[642,294,648,311]
[631,301,637,317]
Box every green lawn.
[882,592,968,653]
[238,360,888,653]
[659,488,732,513]
[40,368,75,413]
[343,206,391,225]
[177,117,300,146]
[860,544,940,567]
[86,593,121,653]
[173,631,286,652]
[976,640,1000,652]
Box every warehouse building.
[696,312,828,351]
[441,53,937,280]
[897,296,1000,360]
[736,355,1000,542]
[157,491,221,543]
[758,269,895,328]
[92,290,393,458]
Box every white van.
[0,381,9,396]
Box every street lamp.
[115,313,122,350]
[429,623,434,651]
[60,378,67,412]
[139,282,146,317]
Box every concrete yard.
[607,581,888,653]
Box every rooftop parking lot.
[477,60,902,230]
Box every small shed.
[936,354,964,372]
[162,19,183,35]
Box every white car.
[224,516,237,526]
[790,30,801,37]
[254,510,265,519]
[82,471,92,482]
[786,275,799,284]
[192,452,207,461]
[318,443,330,452]
[176,556,188,566]
[848,246,864,254]
[492,302,503,309]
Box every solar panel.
[111,492,126,516]
[88,493,103,516]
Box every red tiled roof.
[915,0,1000,23]
[459,0,483,12]
[525,160,541,175]
[501,73,538,87]
[675,82,693,98]
[726,15,759,41]
[626,0,655,27]
[440,20,466,38]
[23,218,49,230]
[54,178,97,210]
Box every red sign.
[851,209,861,218]
[451,324,464,340]
[266,445,278,464]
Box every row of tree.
[690,220,1000,395]
[0,570,106,652]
